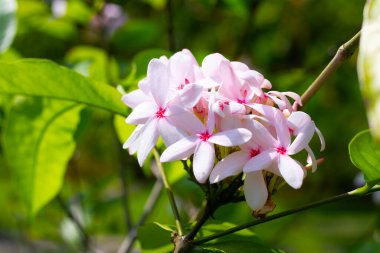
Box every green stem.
[301,31,360,106]
[153,148,184,236]
[117,180,163,253]
[193,185,380,245]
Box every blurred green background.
[0,0,379,252]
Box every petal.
[122,89,150,109]
[206,89,216,133]
[278,155,305,189]
[208,128,252,146]
[148,59,169,107]
[282,91,302,106]
[316,127,326,151]
[274,110,290,147]
[158,118,187,147]
[193,141,215,183]
[123,124,144,154]
[243,150,277,173]
[288,120,315,155]
[137,119,160,166]
[248,104,278,121]
[125,101,156,125]
[287,111,311,134]
[160,136,198,162]
[251,120,276,149]
[202,53,227,82]
[209,151,249,183]
[168,105,205,134]
[244,172,268,211]
[178,83,203,108]
[218,60,242,99]
[305,145,317,172]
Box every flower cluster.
[122,49,324,212]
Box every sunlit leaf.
[0,59,127,116]
[2,97,82,216]
[349,129,380,187]
[0,0,17,53]
[358,0,380,144]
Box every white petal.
[287,111,311,134]
[148,59,169,107]
[137,119,160,166]
[193,141,215,183]
[168,105,205,134]
[282,91,302,106]
[202,53,226,82]
[288,120,315,155]
[123,124,144,154]
[305,145,317,172]
[274,110,290,147]
[208,128,252,146]
[243,150,277,173]
[209,151,249,183]
[244,172,268,211]
[218,60,242,99]
[178,83,203,108]
[248,104,278,121]
[122,89,150,109]
[251,120,277,149]
[278,155,305,189]
[125,101,156,125]
[206,89,216,133]
[316,127,326,151]
[158,118,187,147]
[160,136,198,162]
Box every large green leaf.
[138,222,173,253]
[2,97,82,216]
[0,59,127,116]
[0,0,17,53]
[358,0,380,144]
[349,129,380,187]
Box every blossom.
[122,49,324,213]
[122,51,203,166]
[160,92,252,183]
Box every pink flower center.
[276,146,287,155]
[199,131,211,142]
[219,101,229,111]
[237,98,247,104]
[289,128,294,136]
[155,107,167,118]
[249,149,260,158]
[177,78,190,90]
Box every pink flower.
[123,53,203,166]
[160,92,252,183]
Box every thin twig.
[117,180,163,253]
[57,195,90,251]
[301,31,360,106]
[193,185,380,245]
[153,148,184,236]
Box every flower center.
[276,146,287,155]
[199,131,211,142]
[177,78,190,90]
[155,107,167,118]
[249,149,260,158]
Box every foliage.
[0,0,379,253]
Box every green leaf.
[65,46,119,83]
[358,0,380,144]
[0,0,17,53]
[138,222,173,253]
[196,222,284,253]
[349,129,380,187]
[0,59,127,116]
[2,97,83,216]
